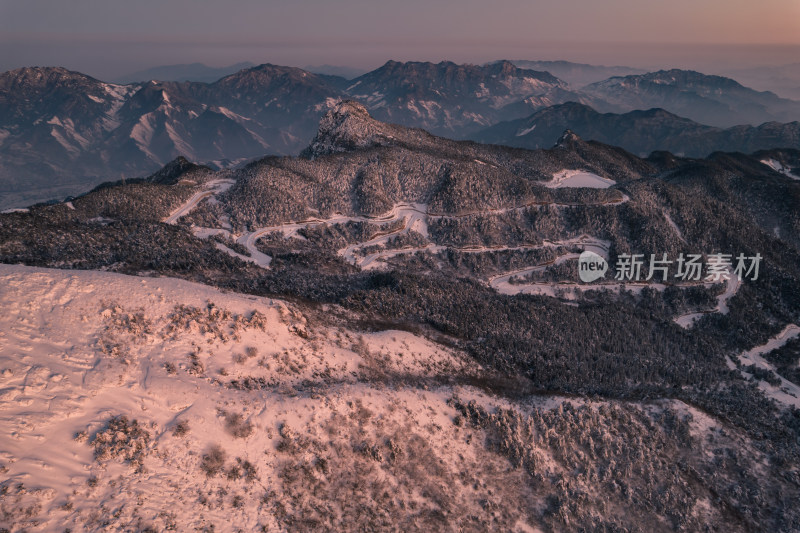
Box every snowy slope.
[0,265,794,532]
[0,264,500,531]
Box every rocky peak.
[492,60,519,76]
[302,100,389,158]
[555,129,583,148]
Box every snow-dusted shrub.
[187,352,205,376]
[166,302,233,342]
[224,412,253,439]
[101,304,153,338]
[91,415,151,471]
[97,337,130,363]
[172,420,190,437]
[226,458,258,483]
[200,445,227,477]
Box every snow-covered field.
[546,170,616,189]
[0,264,507,531]
[0,264,785,531]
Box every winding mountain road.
[166,179,633,291]
[731,324,800,409]
[163,178,235,225]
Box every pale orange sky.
[1,0,799,77]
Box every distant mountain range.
[583,69,800,128]
[343,60,579,137]
[720,63,800,101]
[509,60,646,87]
[113,62,257,84]
[0,61,576,208]
[475,102,800,157]
[2,60,800,209]
[303,64,369,80]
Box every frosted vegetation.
[1,265,799,532]
[1,103,800,531]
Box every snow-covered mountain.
[4,63,800,211]
[3,103,800,531]
[0,61,595,209]
[583,69,800,127]
[475,101,800,157]
[0,103,800,533]
[0,67,141,207]
[0,65,346,209]
[6,263,798,532]
[345,60,574,136]
[0,264,488,531]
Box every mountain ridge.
[584,68,800,127]
[2,62,800,210]
[113,62,257,84]
[475,101,800,157]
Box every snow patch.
[547,170,616,189]
[130,114,156,149]
[761,159,800,180]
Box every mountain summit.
[302,101,380,156]
[302,100,448,159]
[344,60,570,136]
[555,129,582,147]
